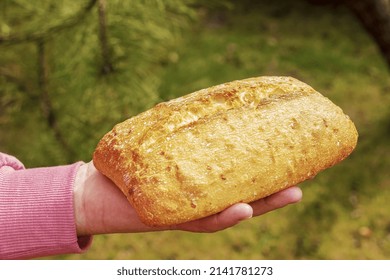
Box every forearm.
[0,152,91,259]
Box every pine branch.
[0,0,98,45]
[37,39,75,162]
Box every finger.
[250,186,302,217]
[176,203,253,233]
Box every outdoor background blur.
[1,0,389,259]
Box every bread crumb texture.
[93,76,358,226]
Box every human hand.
[74,161,302,236]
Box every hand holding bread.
[93,76,358,226]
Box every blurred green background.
[1,0,390,259]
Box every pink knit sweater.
[0,152,91,259]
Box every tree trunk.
[308,0,390,68]
[344,0,390,68]
[97,0,114,75]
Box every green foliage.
[2,0,390,259]
[1,0,196,164]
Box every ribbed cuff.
[0,162,92,259]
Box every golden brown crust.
[93,76,358,226]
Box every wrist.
[73,160,148,235]
[73,162,89,236]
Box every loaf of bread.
[93,76,358,226]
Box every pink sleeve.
[0,152,92,259]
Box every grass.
[36,1,390,259]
